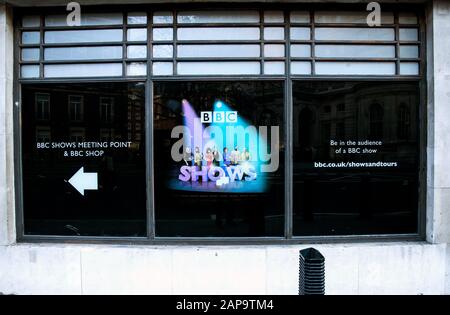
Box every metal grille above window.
[19,9,422,79]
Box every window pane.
[293,81,419,236]
[399,13,418,25]
[153,12,173,24]
[315,28,395,41]
[400,63,419,75]
[128,45,148,59]
[45,13,123,26]
[178,27,260,41]
[22,15,40,27]
[127,28,147,42]
[264,61,285,74]
[152,45,173,58]
[128,12,147,24]
[21,82,146,236]
[264,11,284,23]
[45,46,123,61]
[153,28,173,41]
[153,81,285,237]
[290,27,311,40]
[127,62,147,76]
[177,62,260,75]
[291,62,311,74]
[264,44,285,58]
[178,44,260,58]
[153,62,173,75]
[264,27,285,40]
[400,46,419,58]
[177,10,259,23]
[22,32,40,44]
[315,45,396,58]
[315,11,394,24]
[44,63,123,78]
[45,30,123,43]
[316,62,396,75]
[291,44,311,57]
[399,28,419,41]
[290,11,310,23]
[21,65,40,78]
[22,48,40,61]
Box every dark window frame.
[13,3,427,244]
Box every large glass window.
[21,82,147,236]
[293,81,420,236]
[16,6,425,242]
[153,81,285,237]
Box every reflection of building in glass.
[69,127,85,143]
[100,128,115,142]
[27,84,145,160]
[294,83,418,163]
[126,87,144,144]
[369,103,383,140]
[35,127,51,143]
[398,103,411,140]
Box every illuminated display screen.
[154,81,285,237]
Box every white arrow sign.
[68,167,98,196]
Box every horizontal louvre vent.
[19,9,422,79]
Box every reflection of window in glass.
[337,103,345,112]
[35,93,50,120]
[135,133,141,142]
[100,128,114,142]
[68,95,84,121]
[135,112,142,120]
[323,105,331,113]
[100,97,114,122]
[369,103,384,139]
[398,103,411,140]
[336,121,345,139]
[36,127,51,143]
[321,122,331,144]
[259,109,277,126]
[70,128,85,143]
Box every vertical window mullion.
[39,14,44,79]
[260,9,264,75]
[395,11,401,75]
[148,10,153,77]
[285,9,293,239]
[146,79,155,239]
[147,10,155,239]
[310,10,315,76]
[173,10,177,75]
[123,13,127,77]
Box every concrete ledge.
[0,242,446,295]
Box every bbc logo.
[201,111,238,124]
